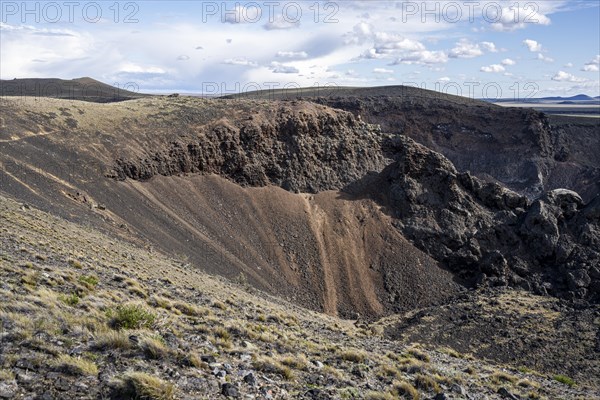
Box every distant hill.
[488,94,599,103]
[0,77,148,103]
[223,85,482,106]
[540,94,594,101]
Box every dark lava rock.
[304,388,330,399]
[243,372,256,386]
[201,355,216,364]
[110,105,388,194]
[221,382,239,398]
[498,387,520,399]
[380,135,600,303]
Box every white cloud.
[263,15,300,30]
[222,58,258,67]
[119,63,166,74]
[481,64,505,73]
[449,39,483,59]
[392,50,448,65]
[501,58,516,66]
[345,22,372,45]
[269,62,299,74]
[370,33,425,55]
[582,55,600,72]
[356,32,448,67]
[481,41,498,52]
[177,55,190,61]
[523,39,542,52]
[490,6,551,31]
[537,53,554,63]
[373,68,394,74]
[448,40,497,59]
[551,71,585,82]
[438,77,451,82]
[582,64,600,72]
[276,51,308,59]
[564,62,573,68]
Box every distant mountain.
[0,77,148,102]
[485,94,600,104]
[540,94,594,101]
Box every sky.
[1,0,599,98]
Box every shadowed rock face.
[378,135,600,302]
[109,105,390,193]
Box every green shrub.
[78,274,99,289]
[59,292,80,306]
[109,304,156,330]
[553,374,575,387]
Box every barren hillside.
[0,96,461,319]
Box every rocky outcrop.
[381,135,600,302]
[311,91,600,202]
[109,106,389,193]
[106,97,600,304]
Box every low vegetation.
[108,304,156,330]
[0,195,594,399]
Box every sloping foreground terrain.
[228,86,600,202]
[1,92,600,398]
[1,194,598,399]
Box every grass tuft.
[93,330,132,350]
[139,335,170,360]
[114,371,175,400]
[54,354,98,376]
[393,381,420,400]
[339,349,366,363]
[414,374,440,393]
